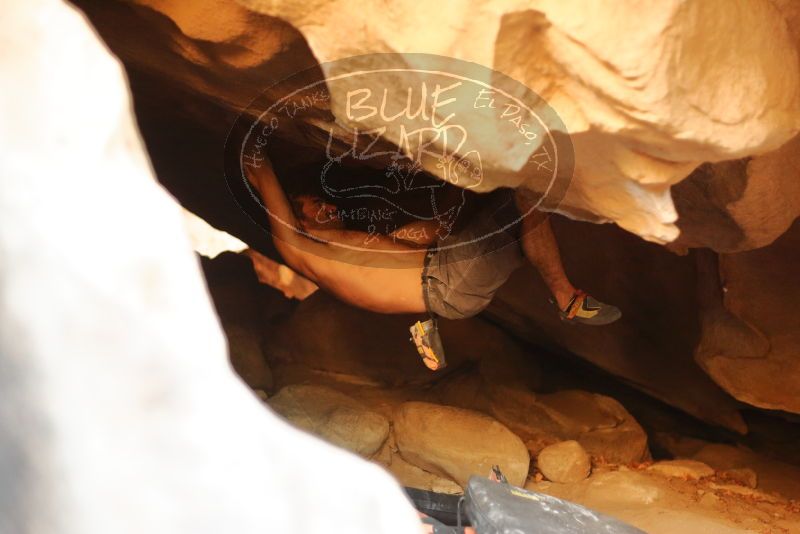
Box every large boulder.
[536,440,591,483]
[372,433,463,495]
[393,402,530,488]
[488,386,650,465]
[269,385,390,457]
[384,452,463,495]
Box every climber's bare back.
[245,162,428,314]
[300,249,427,314]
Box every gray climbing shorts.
[421,189,525,320]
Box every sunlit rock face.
[76,0,800,244]
[485,0,799,244]
[70,0,800,420]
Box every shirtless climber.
[244,158,620,369]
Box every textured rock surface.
[223,324,273,392]
[73,0,800,244]
[658,435,800,500]
[393,402,530,488]
[691,444,800,501]
[537,440,591,483]
[268,385,390,456]
[488,386,650,464]
[695,221,800,412]
[540,470,663,508]
[491,0,800,243]
[384,451,464,495]
[528,468,800,534]
[647,460,714,480]
[373,433,463,495]
[673,134,800,253]
[200,252,290,392]
[721,468,758,489]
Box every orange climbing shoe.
[559,290,622,326]
[410,318,447,371]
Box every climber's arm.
[244,159,423,285]
[243,160,326,279]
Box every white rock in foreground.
[0,2,419,533]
